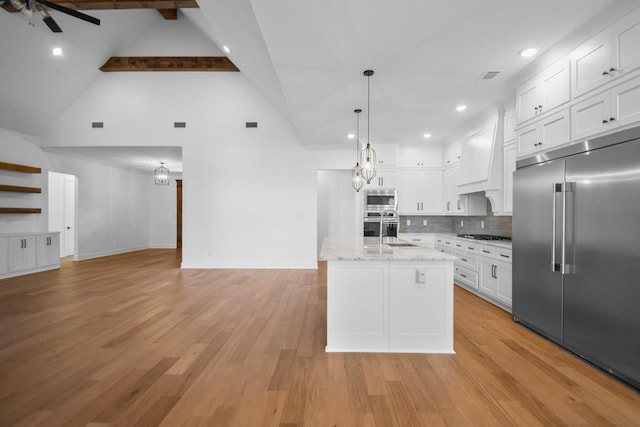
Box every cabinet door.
[375,145,397,166]
[452,140,462,164]
[8,237,23,272]
[23,237,36,270]
[37,235,50,267]
[397,172,421,214]
[365,169,397,188]
[541,60,571,114]
[611,8,640,80]
[0,238,8,275]
[516,78,541,123]
[470,122,495,183]
[540,108,571,150]
[503,143,517,214]
[572,33,612,98]
[495,263,513,307]
[479,260,498,298]
[457,134,475,185]
[611,75,640,128]
[442,167,455,214]
[443,144,455,167]
[419,171,443,214]
[571,91,611,141]
[516,123,540,157]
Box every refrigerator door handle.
[552,183,561,272]
[561,182,575,275]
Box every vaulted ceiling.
[1,0,634,156]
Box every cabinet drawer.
[478,246,496,258]
[436,245,453,256]
[496,248,513,262]
[456,253,478,271]
[455,266,478,289]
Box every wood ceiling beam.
[2,1,198,13]
[157,8,177,20]
[99,57,239,72]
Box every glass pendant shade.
[154,162,170,185]
[361,69,377,184]
[351,108,364,192]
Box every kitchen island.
[319,237,456,353]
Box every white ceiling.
[45,146,183,173]
[1,0,633,168]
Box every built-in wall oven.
[363,211,398,238]
[363,189,398,212]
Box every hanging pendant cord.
[356,112,360,163]
[367,75,370,146]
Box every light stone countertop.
[432,233,513,249]
[0,231,60,238]
[319,237,457,262]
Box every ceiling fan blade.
[36,0,100,26]
[37,4,62,32]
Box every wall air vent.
[246,122,258,128]
[174,122,186,128]
[478,71,501,81]
[91,122,104,128]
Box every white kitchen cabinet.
[0,238,8,275]
[397,170,442,215]
[373,145,398,167]
[516,60,571,124]
[442,166,486,216]
[363,168,397,188]
[502,142,517,214]
[479,258,512,308]
[398,146,443,168]
[571,7,640,98]
[504,108,517,144]
[572,75,640,141]
[2,232,60,279]
[516,108,570,158]
[9,236,37,273]
[37,234,60,268]
[443,141,461,167]
[458,118,498,186]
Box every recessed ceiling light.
[456,105,467,112]
[223,45,230,54]
[519,48,538,58]
[347,133,355,139]
[423,133,432,139]
[52,47,62,56]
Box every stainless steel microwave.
[363,188,397,211]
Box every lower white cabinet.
[9,236,37,272]
[479,259,512,308]
[363,168,397,188]
[1,232,60,279]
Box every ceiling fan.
[2,0,100,32]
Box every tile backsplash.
[399,202,512,237]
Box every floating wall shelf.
[0,161,41,174]
[0,208,41,214]
[0,185,41,193]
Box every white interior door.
[64,177,76,256]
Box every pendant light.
[361,69,377,184]
[154,162,170,185]
[351,108,364,192]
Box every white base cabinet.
[326,260,454,353]
[1,232,60,280]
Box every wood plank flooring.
[0,249,638,426]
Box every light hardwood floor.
[0,250,638,426]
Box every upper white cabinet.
[442,166,486,216]
[572,7,640,98]
[363,169,397,189]
[397,171,442,215]
[517,108,571,157]
[572,74,640,141]
[373,145,398,167]
[516,60,571,124]
[504,109,516,144]
[398,146,442,168]
[458,119,497,186]
[442,141,461,167]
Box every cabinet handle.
[602,70,609,76]
[482,249,490,254]
[534,106,538,111]
[609,67,617,72]
[602,119,609,124]
[420,202,423,211]
[499,254,510,259]
[457,200,461,210]
[461,258,468,262]
[468,247,474,250]
[417,202,420,210]
[609,117,616,122]
[447,201,450,211]
[460,273,468,278]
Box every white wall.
[317,170,358,255]
[42,72,317,268]
[46,151,150,260]
[0,128,48,234]
[148,172,181,248]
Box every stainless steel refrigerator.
[513,126,640,389]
